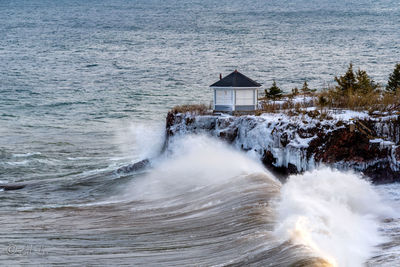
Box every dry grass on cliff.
[257,90,400,117]
[380,91,400,112]
[171,104,211,115]
[316,88,400,113]
[257,95,314,115]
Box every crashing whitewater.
[115,134,394,266]
[1,131,397,266]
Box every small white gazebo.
[210,70,261,112]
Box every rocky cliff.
[165,110,400,183]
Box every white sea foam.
[113,121,165,161]
[12,152,42,158]
[5,160,30,166]
[112,133,399,266]
[123,135,275,200]
[275,168,394,267]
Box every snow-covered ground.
[166,106,400,181]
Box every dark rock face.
[218,127,238,143]
[396,146,400,161]
[166,111,178,136]
[364,162,398,184]
[262,150,276,169]
[261,150,299,180]
[307,124,399,183]
[165,112,400,184]
[309,126,385,163]
[280,132,290,147]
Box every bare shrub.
[259,101,281,113]
[171,104,210,115]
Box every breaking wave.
[275,168,394,267]
[122,135,272,200]
[1,135,394,266]
[109,135,390,266]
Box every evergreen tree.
[266,80,283,100]
[291,87,299,96]
[335,63,356,93]
[386,63,400,92]
[301,80,311,95]
[355,69,378,94]
[300,80,317,100]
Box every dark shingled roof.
[210,70,262,87]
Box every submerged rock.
[165,111,400,183]
[0,183,26,191]
[116,159,150,174]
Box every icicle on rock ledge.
[165,108,400,184]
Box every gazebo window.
[215,90,233,105]
[236,90,254,105]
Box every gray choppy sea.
[1,0,400,266]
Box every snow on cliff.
[166,110,400,183]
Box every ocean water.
[1,0,400,266]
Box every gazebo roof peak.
[210,70,261,87]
